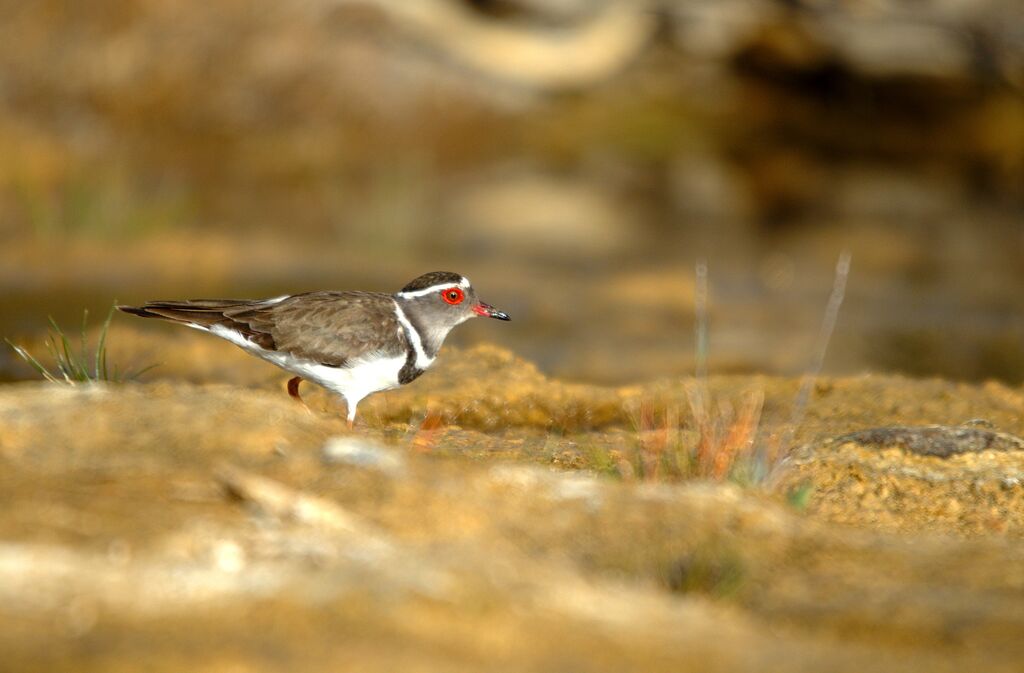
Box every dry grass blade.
[409,404,447,453]
[710,389,764,480]
[4,302,157,385]
[682,384,765,481]
[677,259,767,482]
[760,250,852,481]
[3,341,62,384]
[96,304,113,380]
[621,398,671,481]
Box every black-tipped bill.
[473,302,510,321]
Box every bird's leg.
[287,376,303,401]
[287,376,313,414]
[345,399,357,431]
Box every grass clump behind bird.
[5,303,156,384]
[613,252,851,487]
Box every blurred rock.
[668,0,1024,85]
[322,436,405,473]
[831,168,961,221]
[669,154,752,223]
[821,17,972,80]
[445,167,635,258]
[669,0,783,60]
[597,269,695,311]
[323,0,656,92]
[467,0,607,23]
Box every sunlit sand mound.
[778,424,1024,536]
[12,327,1024,540]
[21,322,1024,435]
[2,381,1024,671]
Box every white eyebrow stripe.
[392,300,435,368]
[395,277,470,299]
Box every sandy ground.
[2,338,1024,672]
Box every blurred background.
[1,0,1022,385]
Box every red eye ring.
[441,287,465,305]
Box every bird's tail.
[118,299,278,350]
[117,300,251,328]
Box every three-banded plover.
[119,271,510,426]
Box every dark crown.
[400,271,465,293]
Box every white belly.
[269,352,406,401]
[205,324,406,404]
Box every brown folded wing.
[119,291,405,367]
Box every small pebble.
[212,540,246,573]
[322,437,404,474]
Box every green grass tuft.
[665,547,746,598]
[5,303,157,384]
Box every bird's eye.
[442,287,465,305]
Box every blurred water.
[1,0,1023,384]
